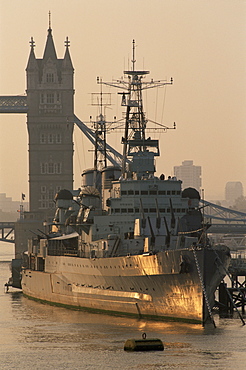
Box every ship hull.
[21,247,230,324]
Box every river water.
[0,242,245,370]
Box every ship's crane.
[74,115,125,168]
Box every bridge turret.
[25,21,74,214]
[26,37,39,90]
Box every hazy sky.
[0,0,245,202]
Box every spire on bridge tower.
[63,37,73,70]
[48,10,51,31]
[43,12,57,60]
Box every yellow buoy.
[124,333,164,351]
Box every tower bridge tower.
[26,25,74,214]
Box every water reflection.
[1,261,246,369]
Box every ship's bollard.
[124,332,164,351]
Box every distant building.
[225,182,243,204]
[174,160,202,192]
[0,193,25,213]
[0,193,29,221]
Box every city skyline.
[0,1,245,202]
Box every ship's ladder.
[192,249,216,328]
[213,249,245,326]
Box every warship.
[21,41,230,325]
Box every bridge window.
[41,163,47,174]
[48,163,54,174]
[40,201,46,209]
[47,93,54,104]
[55,163,62,174]
[46,73,54,83]
[56,134,62,143]
[48,134,54,144]
[48,189,54,200]
[40,162,61,174]
[40,133,46,144]
[41,186,46,193]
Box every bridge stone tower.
[26,26,74,214]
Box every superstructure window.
[141,190,148,195]
[158,191,166,195]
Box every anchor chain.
[192,249,216,327]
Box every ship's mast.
[91,79,108,172]
[89,79,117,177]
[98,40,174,177]
[121,40,150,174]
